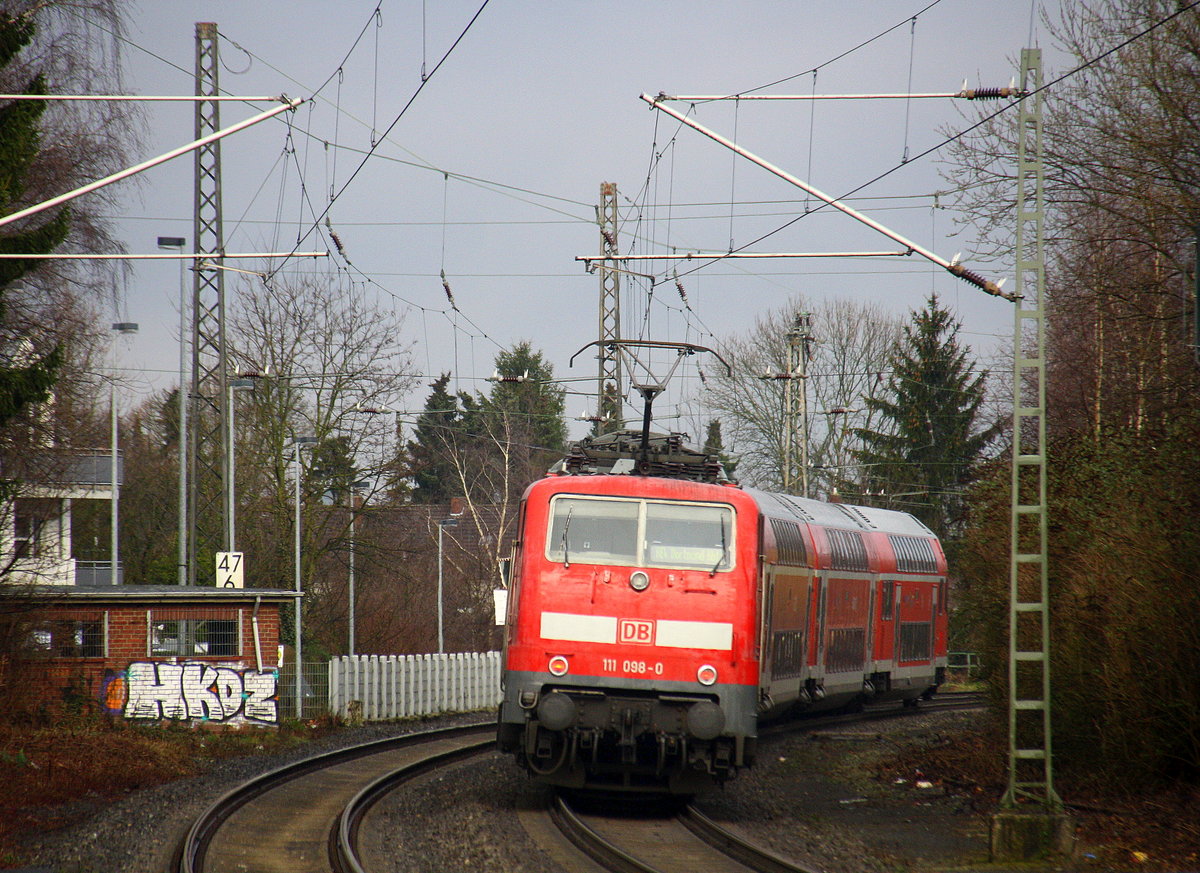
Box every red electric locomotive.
[496,430,947,793]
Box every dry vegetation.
[0,713,338,866]
[879,714,1200,872]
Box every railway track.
[176,721,494,873]
[178,691,984,873]
[546,793,820,873]
[522,693,984,873]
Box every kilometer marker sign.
[216,552,244,588]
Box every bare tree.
[941,0,1200,435]
[701,297,902,496]
[0,1,139,590]
[223,272,417,650]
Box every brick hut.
[1,586,300,727]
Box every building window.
[150,618,239,657]
[13,498,55,559]
[30,617,106,658]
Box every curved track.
[177,722,493,873]
[528,693,985,873]
[180,692,984,873]
[549,794,819,873]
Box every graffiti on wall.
[101,662,279,724]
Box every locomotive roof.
[551,429,728,483]
[743,487,936,539]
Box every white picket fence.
[327,652,502,721]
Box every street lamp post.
[226,378,257,551]
[157,236,187,585]
[436,509,463,654]
[291,435,317,718]
[347,479,369,657]
[437,519,450,653]
[110,322,137,585]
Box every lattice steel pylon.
[783,313,812,496]
[596,182,623,428]
[187,21,230,585]
[1003,47,1060,811]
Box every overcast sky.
[105,0,1063,440]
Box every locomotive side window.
[545,495,734,571]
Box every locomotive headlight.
[629,571,650,591]
[548,655,569,676]
[697,664,718,686]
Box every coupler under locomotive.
[497,685,757,794]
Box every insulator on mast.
[948,263,1020,302]
[441,268,457,310]
[958,86,1023,100]
[326,219,347,258]
[675,273,689,306]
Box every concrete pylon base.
[990,810,1075,861]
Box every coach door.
[891,583,902,665]
[814,576,826,669]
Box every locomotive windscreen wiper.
[710,514,727,577]
[560,507,573,568]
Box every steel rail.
[678,805,821,873]
[549,795,660,873]
[332,729,495,873]
[541,694,984,873]
[176,720,491,873]
[551,793,816,873]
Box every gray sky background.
[105,0,1064,440]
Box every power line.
[668,0,1200,288]
[715,0,947,100]
[266,0,493,279]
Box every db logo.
[618,618,655,645]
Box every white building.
[2,449,121,586]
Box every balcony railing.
[75,561,123,586]
[33,449,123,488]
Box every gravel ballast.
[17,707,1046,873]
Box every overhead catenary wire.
[95,1,503,366]
[207,9,507,363]
[649,0,1200,296]
[265,0,493,280]
[97,2,1072,429]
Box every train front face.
[498,475,761,794]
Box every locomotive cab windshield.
[545,494,734,572]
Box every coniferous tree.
[0,13,68,430]
[850,295,997,538]
[702,418,737,480]
[591,380,623,436]
[406,374,462,504]
[482,341,566,455]
[310,434,357,505]
[454,342,567,500]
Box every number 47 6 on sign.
[216,552,244,588]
